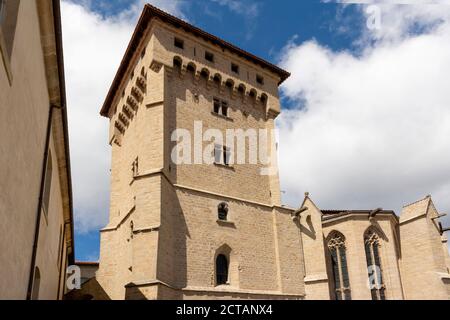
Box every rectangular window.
[205,51,214,63]
[214,145,231,166]
[174,37,184,49]
[231,63,239,74]
[213,98,229,118]
[42,149,53,217]
[256,74,264,85]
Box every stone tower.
[96,4,306,300]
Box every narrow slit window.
[132,157,139,178]
[216,254,229,285]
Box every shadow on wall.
[65,278,111,300]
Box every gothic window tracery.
[364,229,386,300]
[327,232,352,300]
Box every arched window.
[216,254,229,285]
[218,203,228,221]
[173,56,182,69]
[31,267,41,300]
[327,232,351,300]
[364,229,386,300]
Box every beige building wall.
[399,197,450,300]
[0,0,73,300]
[298,197,331,300]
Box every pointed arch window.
[327,232,351,300]
[216,254,229,285]
[364,229,386,300]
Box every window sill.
[214,162,235,170]
[216,220,236,228]
[211,112,234,122]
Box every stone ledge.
[125,280,305,297]
[304,273,328,283]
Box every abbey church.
[65,4,450,300]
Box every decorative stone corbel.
[207,77,215,91]
[194,71,201,86]
[179,65,187,79]
[231,87,239,100]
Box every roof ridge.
[402,195,431,208]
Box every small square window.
[205,51,214,63]
[256,74,264,85]
[231,63,239,74]
[174,37,184,49]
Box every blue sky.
[63,0,450,261]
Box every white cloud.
[277,3,450,250]
[210,0,260,40]
[212,0,260,19]
[61,0,187,233]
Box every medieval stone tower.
[96,4,306,300]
